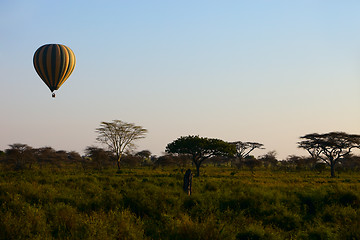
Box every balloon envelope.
[33,44,76,93]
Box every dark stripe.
[34,46,50,89]
[33,49,41,79]
[42,45,53,91]
[46,45,55,91]
[56,45,65,88]
[56,45,67,89]
[51,45,57,90]
[54,45,61,88]
[40,46,51,89]
[57,45,69,88]
[33,49,43,80]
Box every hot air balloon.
[33,44,76,97]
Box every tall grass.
[0,167,359,239]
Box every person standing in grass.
[183,169,193,195]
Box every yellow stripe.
[61,45,75,81]
[57,45,76,88]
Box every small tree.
[67,151,83,164]
[298,132,360,177]
[135,150,152,166]
[96,120,147,170]
[259,151,278,169]
[230,141,264,168]
[135,150,151,159]
[35,147,58,168]
[0,150,5,168]
[243,155,261,173]
[165,135,236,176]
[155,155,177,167]
[5,143,35,170]
[286,155,317,171]
[84,146,112,170]
[338,154,360,171]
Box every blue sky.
[1,0,359,159]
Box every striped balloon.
[33,44,76,95]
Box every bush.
[167,214,229,240]
[236,224,277,240]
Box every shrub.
[298,225,336,240]
[167,214,229,240]
[0,198,49,239]
[236,224,276,240]
[204,182,218,192]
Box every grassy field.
[0,166,359,239]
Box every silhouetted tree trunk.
[331,164,335,178]
[195,162,200,177]
[116,154,122,170]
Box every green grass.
[0,166,359,239]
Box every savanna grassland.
[0,166,359,240]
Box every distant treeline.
[1,143,360,173]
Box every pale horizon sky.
[1,1,359,159]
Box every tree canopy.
[165,135,236,176]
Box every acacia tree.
[96,120,147,170]
[230,141,264,168]
[165,135,236,176]
[298,132,360,177]
[231,141,264,159]
[5,143,35,170]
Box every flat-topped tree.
[230,141,264,168]
[165,135,236,176]
[5,143,35,170]
[231,141,264,159]
[96,120,147,170]
[298,132,360,177]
